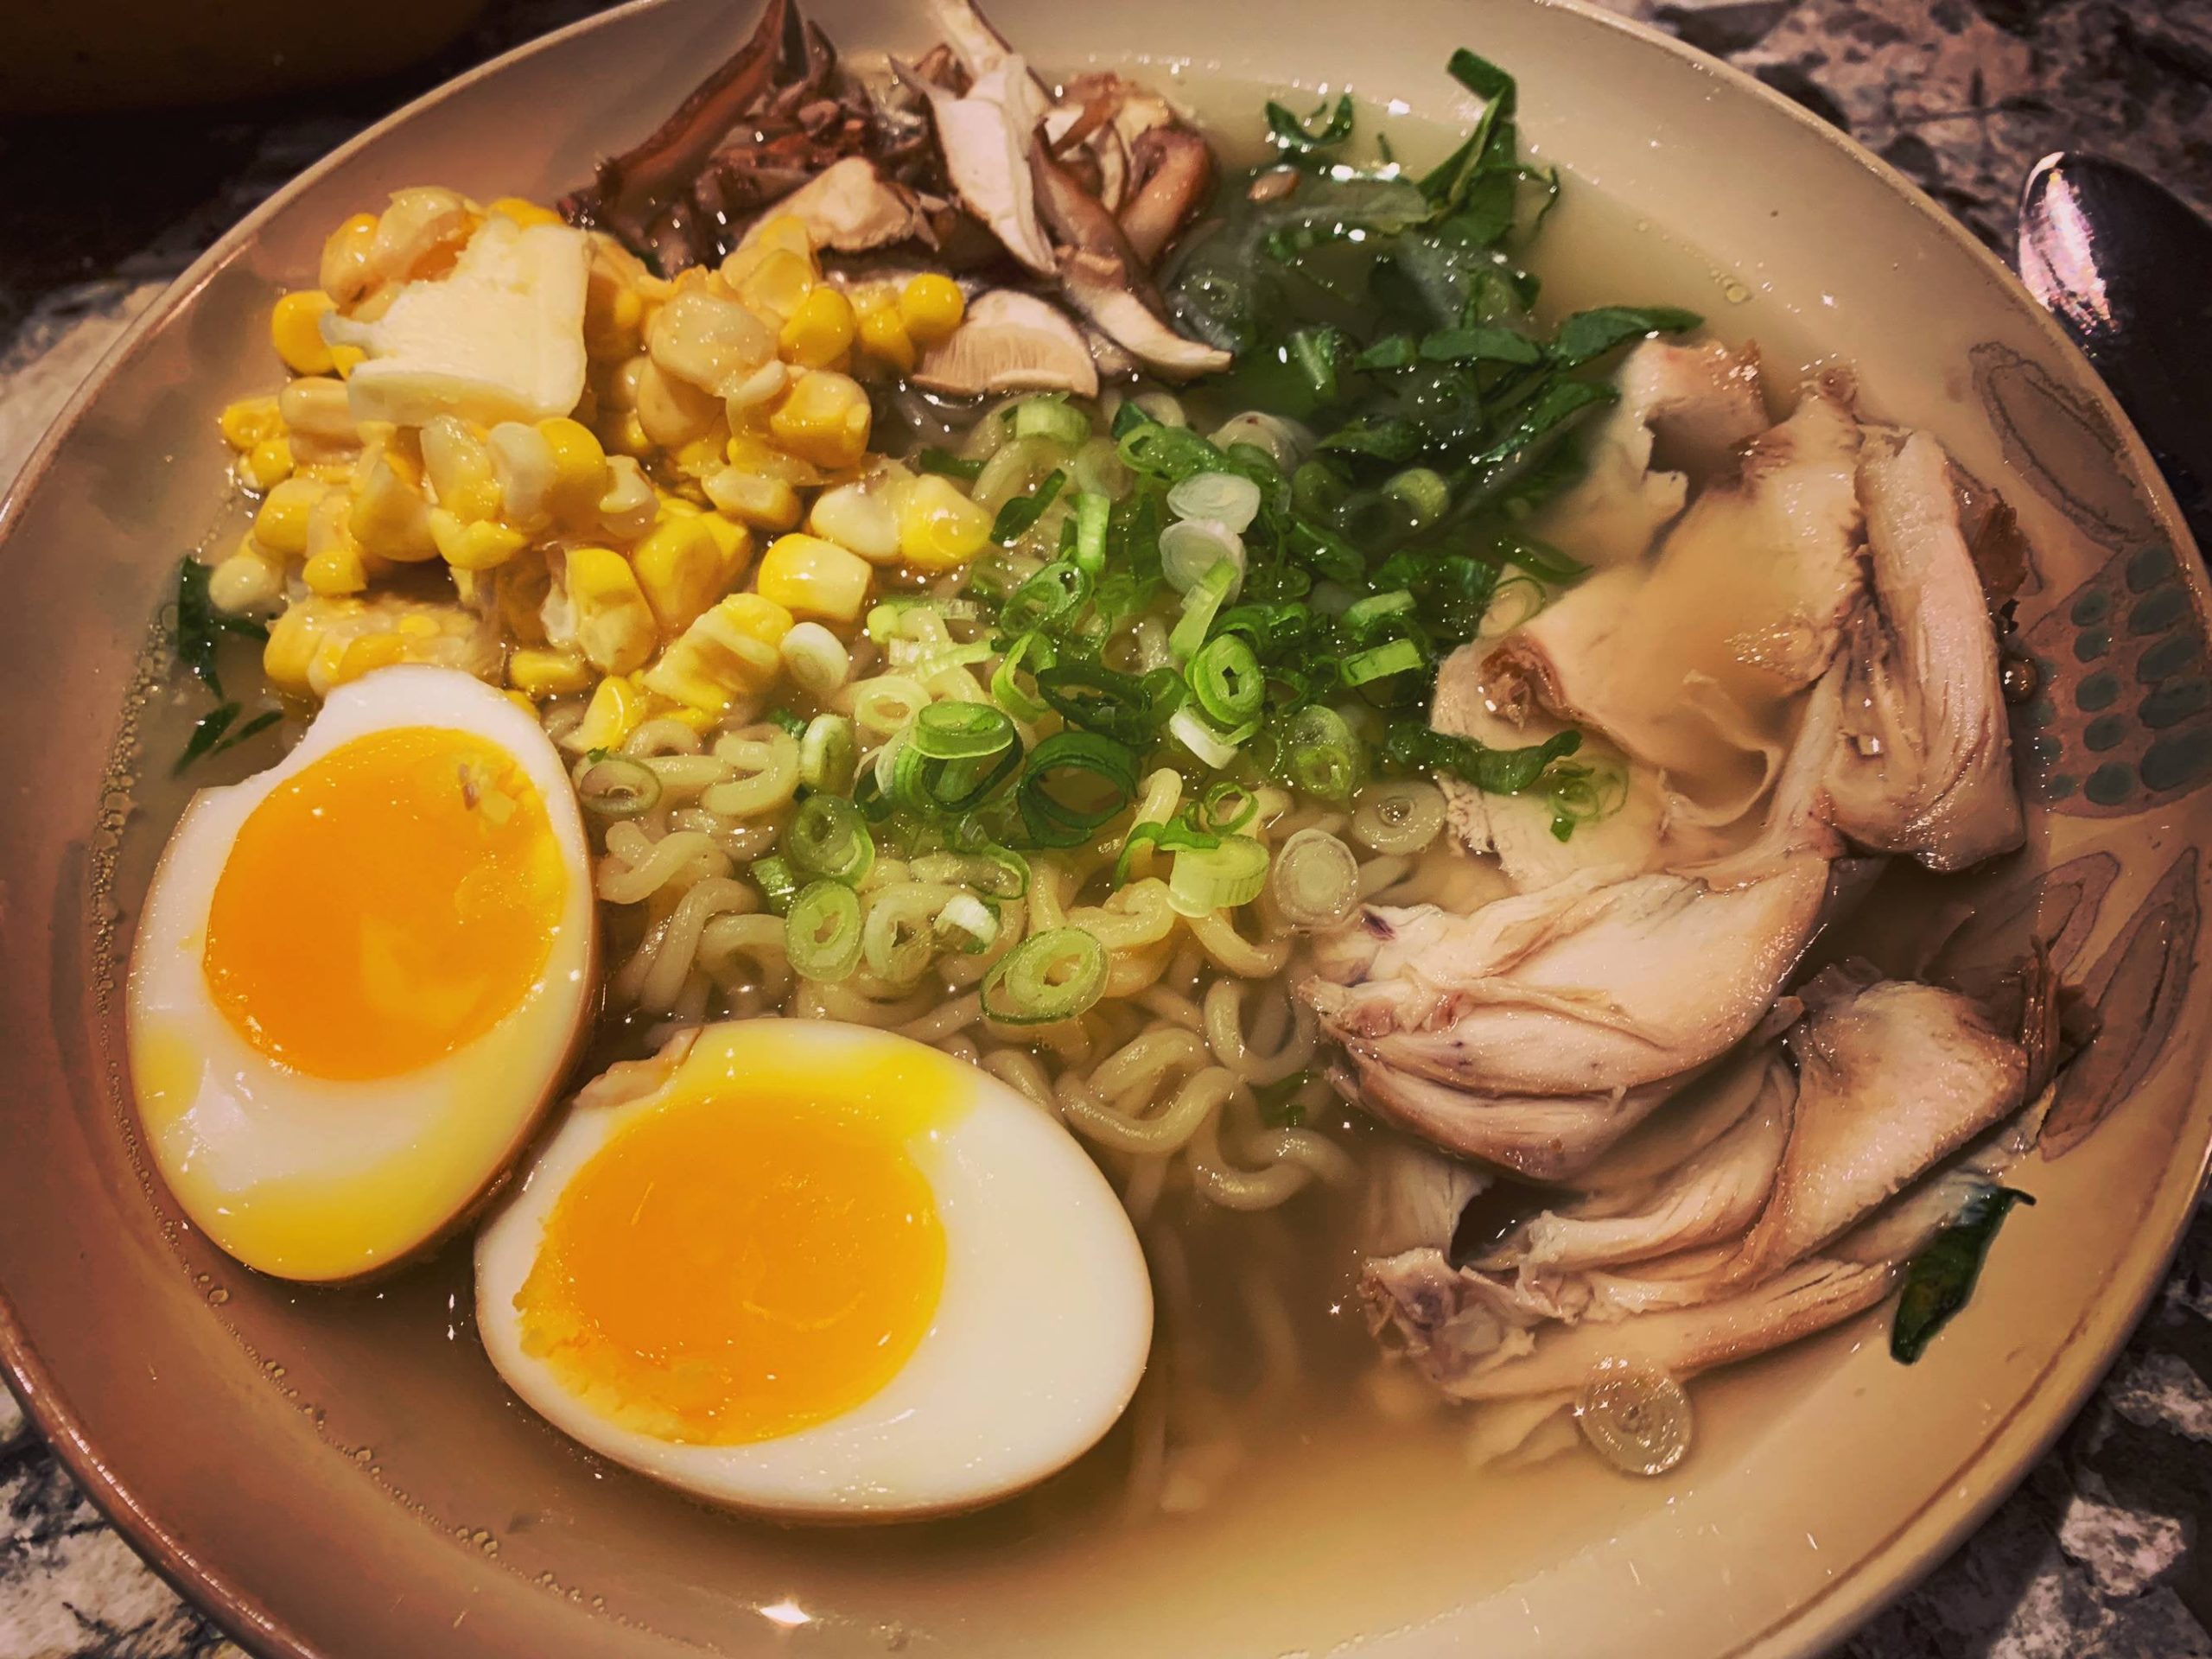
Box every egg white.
[127,665,597,1282]
[474,1020,1155,1520]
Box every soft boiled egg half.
[128,665,596,1282]
[476,1020,1154,1518]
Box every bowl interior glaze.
[1,2,2205,1656]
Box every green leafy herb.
[1254,1069,1318,1127]
[1548,304,1703,368]
[1383,722,1581,793]
[1266,92,1355,153]
[764,706,808,737]
[1891,1186,2035,1363]
[171,556,268,699]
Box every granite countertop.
[3,1,2210,1655]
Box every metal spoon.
[2018,151,2212,555]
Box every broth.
[99,86,2046,1655]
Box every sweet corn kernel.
[768,370,871,470]
[641,694,721,735]
[209,539,286,612]
[219,396,283,452]
[430,510,529,571]
[419,416,504,522]
[271,289,339,375]
[319,213,382,308]
[702,468,802,531]
[584,262,646,359]
[808,478,901,563]
[349,448,439,562]
[566,673,648,753]
[672,434,728,481]
[304,540,371,596]
[779,286,856,370]
[600,409,654,459]
[487,195,563,229]
[332,632,409,685]
[509,645,594,699]
[641,592,793,713]
[277,376,355,442]
[897,274,966,345]
[253,476,327,556]
[855,302,916,373]
[564,546,657,674]
[722,359,788,417]
[695,511,748,565]
[723,432,823,486]
[263,602,334,694]
[537,416,609,522]
[330,343,366,378]
[756,533,873,624]
[649,286,776,396]
[895,474,995,571]
[241,436,296,492]
[718,218,815,289]
[596,456,660,543]
[734,248,817,325]
[634,359,721,448]
[486,421,556,529]
[633,514,750,637]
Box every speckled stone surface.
[3,1,2209,1655]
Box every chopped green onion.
[992,468,1066,544]
[935,892,1001,954]
[912,847,1031,899]
[916,447,985,480]
[1035,660,1158,745]
[1275,704,1361,803]
[1382,467,1451,527]
[1166,705,1249,770]
[575,753,661,820]
[910,700,1018,761]
[850,675,931,739]
[1344,589,1416,633]
[1109,399,1158,440]
[1072,491,1111,573]
[893,734,1024,817]
[1168,558,1239,662]
[861,884,943,985]
[998,559,1091,636]
[750,855,800,916]
[1185,635,1264,727]
[799,713,856,793]
[1014,397,1090,444]
[1269,827,1360,930]
[1166,834,1269,917]
[1286,324,1344,402]
[786,880,864,982]
[762,705,808,737]
[1159,518,1246,596]
[1382,721,1580,793]
[785,794,875,886]
[1197,779,1261,834]
[1016,731,1141,848]
[990,629,1055,722]
[1111,814,1221,885]
[1344,637,1426,684]
[1165,470,1264,535]
[981,926,1109,1027]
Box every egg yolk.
[515,1087,946,1446]
[201,726,567,1081]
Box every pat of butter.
[326,215,590,429]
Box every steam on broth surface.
[124,0,2063,1554]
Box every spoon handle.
[2018,152,2212,558]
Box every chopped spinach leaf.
[1266,92,1355,153]
[1892,1186,2034,1363]
[1549,304,1704,367]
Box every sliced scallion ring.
[1168,557,1240,662]
[1166,705,1249,770]
[1160,517,1246,595]
[749,854,800,917]
[1037,661,1158,746]
[1013,397,1090,444]
[1343,588,1416,634]
[1351,779,1447,855]
[1166,834,1270,918]
[981,925,1108,1026]
[1280,704,1360,803]
[785,880,863,982]
[1185,634,1264,728]
[785,794,875,886]
[1016,731,1141,849]
[1269,827,1359,930]
[1574,1360,1692,1478]
[1072,491,1111,574]
[998,559,1091,636]
[575,753,661,820]
[1166,470,1263,535]
[990,629,1055,722]
[1343,637,1426,685]
[1197,779,1261,835]
[935,892,1001,954]
[861,884,944,985]
[799,712,857,794]
[909,700,1018,762]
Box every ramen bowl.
[0,0,2204,1655]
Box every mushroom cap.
[912,289,1099,397]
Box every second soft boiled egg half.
[475,1020,1155,1519]
[128,665,596,1282]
